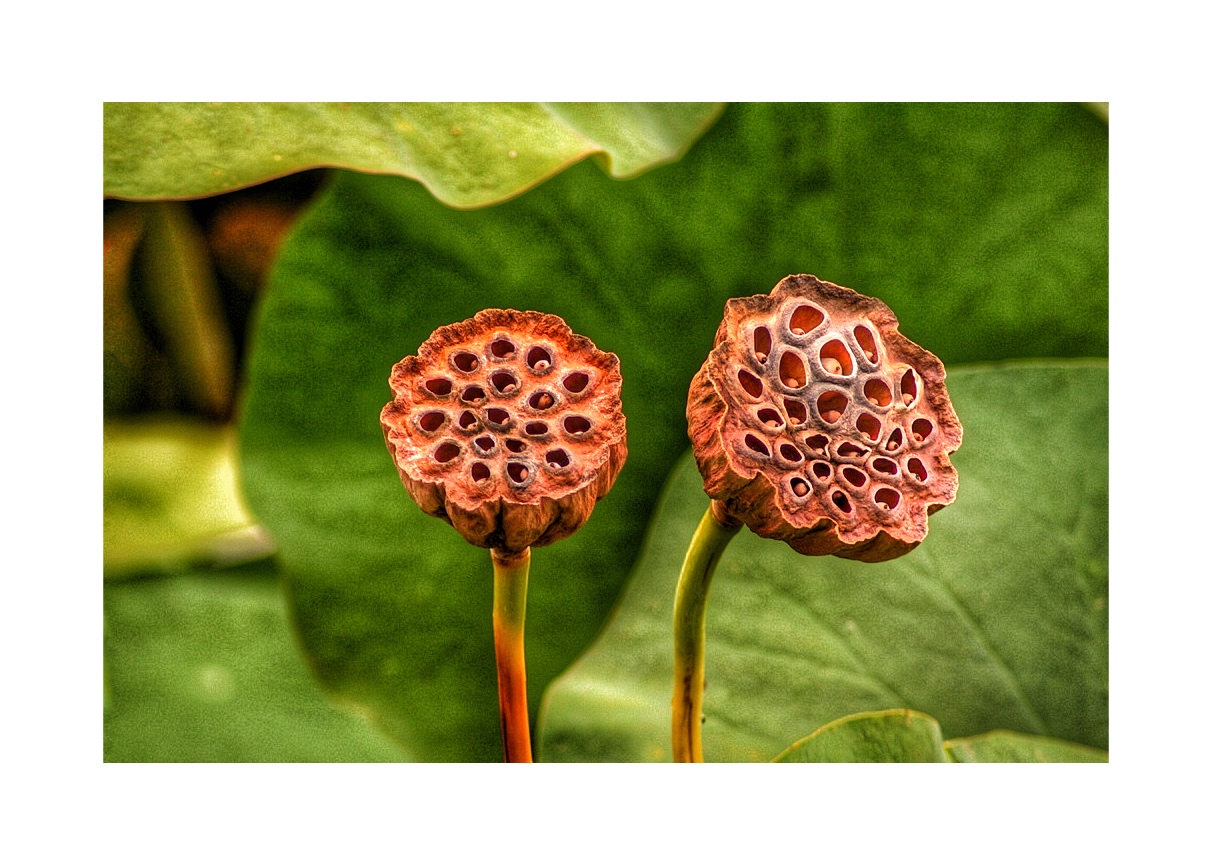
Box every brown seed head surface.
[381,309,627,553]
[687,274,962,563]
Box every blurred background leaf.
[103,159,335,759]
[103,418,274,577]
[104,561,406,761]
[536,361,1108,762]
[104,102,724,207]
[234,103,1107,761]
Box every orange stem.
[492,546,533,763]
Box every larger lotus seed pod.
[381,309,627,553]
[687,274,962,563]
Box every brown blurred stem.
[672,502,740,763]
[139,202,235,419]
[492,546,533,762]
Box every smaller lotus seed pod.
[381,309,627,553]
[687,274,962,562]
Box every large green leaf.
[238,104,1106,761]
[536,361,1107,762]
[104,562,405,761]
[103,102,724,206]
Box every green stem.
[492,546,533,763]
[672,504,741,762]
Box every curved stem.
[672,504,741,762]
[492,546,533,763]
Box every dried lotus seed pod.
[381,309,627,554]
[687,274,962,563]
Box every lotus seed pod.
[381,309,627,553]
[687,274,962,563]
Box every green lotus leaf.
[103,102,724,207]
[537,361,1107,762]
[104,562,405,761]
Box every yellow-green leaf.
[104,419,273,577]
[103,102,724,207]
